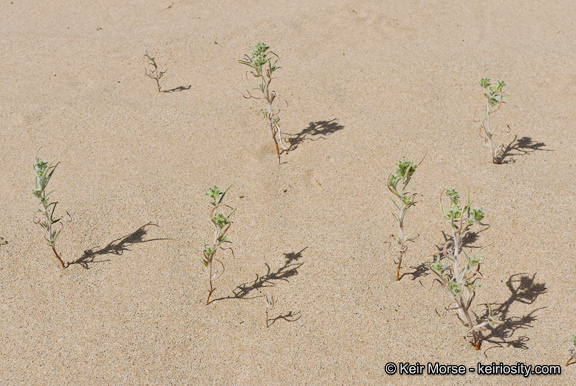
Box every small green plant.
[239,42,287,164]
[385,157,419,280]
[199,185,236,305]
[479,78,510,164]
[144,47,166,92]
[428,188,500,350]
[565,335,576,366]
[32,148,67,269]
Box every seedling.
[385,157,419,280]
[239,42,287,164]
[144,47,166,92]
[32,148,67,269]
[199,185,236,305]
[264,294,276,328]
[565,335,576,366]
[479,78,510,164]
[428,188,500,350]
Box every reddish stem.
[51,245,67,269]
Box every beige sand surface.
[1,0,576,384]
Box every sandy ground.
[1,0,576,384]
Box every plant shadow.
[213,247,306,302]
[267,310,302,327]
[286,119,344,151]
[69,222,170,269]
[480,273,547,354]
[499,135,552,164]
[163,84,192,93]
[401,262,429,281]
[436,228,489,251]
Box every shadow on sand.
[69,222,170,269]
[286,119,345,151]
[499,135,552,163]
[481,273,547,355]
[212,247,306,304]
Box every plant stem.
[206,257,214,305]
[39,190,66,269]
[396,249,404,281]
[395,218,406,281]
[459,300,481,349]
[485,98,496,163]
[452,218,481,349]
[272,128,280,164]
[263,69,282,163]
[51,245,67,269]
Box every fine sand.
[1,1,576,384]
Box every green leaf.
[395,157,417,186]
[218,185,232,205]
[205,185,220,205]
[564,335,576,345]
[431,256,446,275]
[470,207,485,223]
[448,281,462,298]
[212,213,228,229]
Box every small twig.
[265,294,276,327]
[144,47,166,93]
[479,78,509,164]
[33,148,68,269]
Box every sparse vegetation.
[199,185,236,305]
[144,47,166,93]
[239,42,287,164]
[479,78,510,164]
[428,188,500,349]
[385,157,419,280]
[32,148,67,269]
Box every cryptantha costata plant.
[428,188,500,350]
[479,78,510,164]
[144,47,166,93]
[32,148,68,269]
[565,335,576,366]
[199,185,237,305]
[239,42,287,164]
[385,158,419,280]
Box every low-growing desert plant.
[144,47,166,93]
[239,42,287,164]
[385,157,419,280]
[565,335,576,366]
[199,185,236,305]
[428,188,500,350]
[32,148,67,269]
[479,78,510,164]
